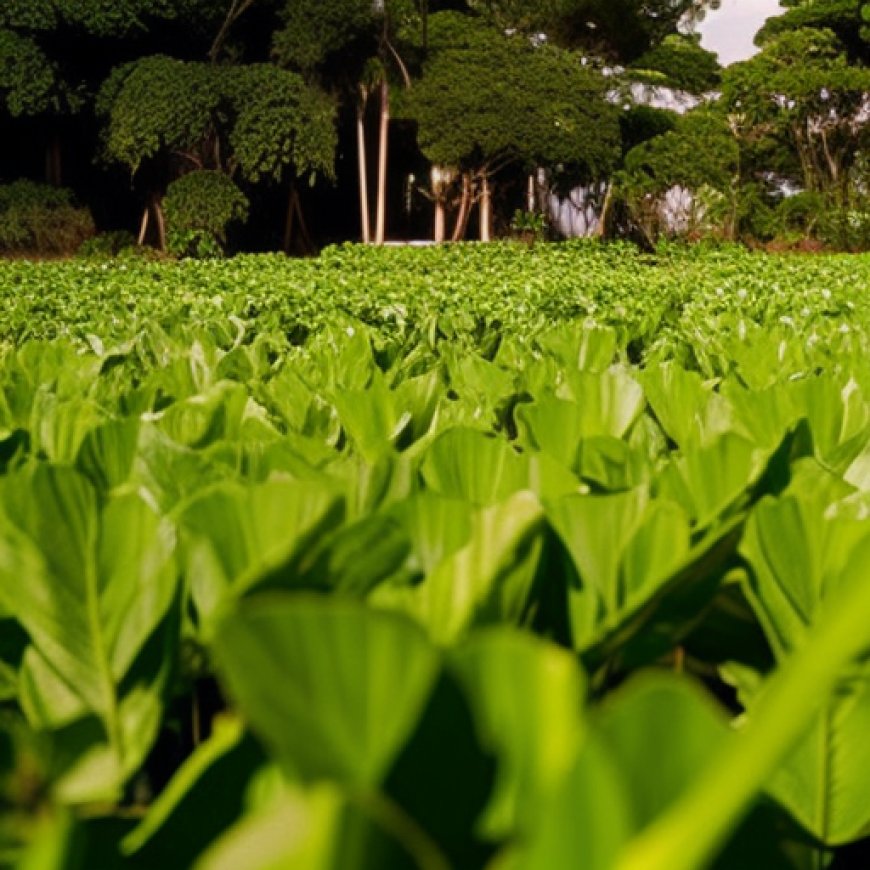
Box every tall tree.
[403,12,620,240]
[273,0,417,244]
[721,27,870,205]
[466,0,721,62]
[96,56,336,250]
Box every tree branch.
[209,0,257,63]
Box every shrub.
[77,230,138,259]
[0,180,95,255]
[163,171,249,259]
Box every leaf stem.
[616,555,870,870]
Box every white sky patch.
[696,0,784,66]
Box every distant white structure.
[546,81,708,238]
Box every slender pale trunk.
[452,173,473,242]
[594,181,614,239]
[137,207,150,246]
[434,198,445,243]
[375,78,390,245]
[356,96,371,244]
[479,174,492,242]
[527,174,536,213]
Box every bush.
[77,230,138,259]
[818,206,870,252]
[163,171,249,259]
[0,180,95,255]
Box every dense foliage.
[1,245,870,867]
[0,181,94,255]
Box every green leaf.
[374,491,544,645]
[450,629,585,839]
[420,428,529,506]
[0,465,177,799]
[179,478,344,612]
[213,596,440,787]
[123,716,265,867]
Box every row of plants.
[0,247,870,867]
[0,243,868,362]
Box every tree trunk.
[375,78,390,245]
[293,189,314,254]
[594,181,614,239]
[154,196,167,253]
[356,97,371,244]
[434,197,445,243]
[479,174,492,242]
[137,206,150,246]
[527,174,536,213]
[452,173,473,242]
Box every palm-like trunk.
[480,174,492,242]
[357,95,371,244]
[452,173,473,242]
[375,78,390,245]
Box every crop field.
[2,242,870,869]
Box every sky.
[696,0,784,65]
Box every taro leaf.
[157,382,249,449]
[0,465,177,800]
[131,426,234,513]
[555,368,645,440]
[515,395,586,467]
[641,363,733,449]
[75,417,141,494]
[546,487,692,653]
[330,370,412,461]
[213,597,440,787]
[258,367,341,445]
[615,533,870,870]
[178,478,343,616]
[594,675,814,870]
[372,492,544,645]
[595,674,728,830]
[420,428,529,506]
[794,376,870,473]
[739,482,870,845]
[392,369,443,447]
[31,394,103,464]
[582,516,743,672]
[535,321,618,373]
[722,380,800,452]
[655,433,765,529]
[576,436,652,493]
[508,731,632,870]
[449,630,585,840]
[292,513,411,598]
[194,781,432,870]
[193,786,344,870]
[385,492,474,577]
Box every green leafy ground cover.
[2,243,870,868]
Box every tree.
[96,56,336,250]
[629,33,720,94]
[721,27,870,206]
[466,0,722,63]
[758,0,869,64]
[618,109,739,242]
[273,0,417,244]
[403,13,620,240]
[0,0,240,186]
